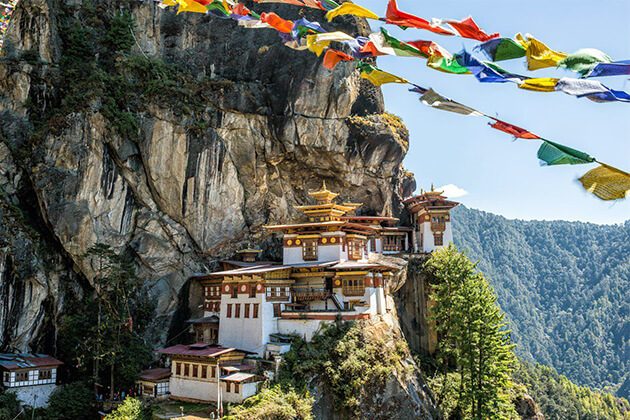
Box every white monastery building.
[0,353,63,408]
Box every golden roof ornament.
[308,180,339,204]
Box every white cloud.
[437,184,469,199]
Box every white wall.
[218,293,269,356]
[277,319,325,341]
[170,376,218,402]
[420,222,453,252]
[14,383,57,408]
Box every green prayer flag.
[380,28,425,57]
[537,140,595,166]
[476,38,526,62]
[427,55,470,75]
[558,48,613,76]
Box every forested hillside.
[452,206,629,398]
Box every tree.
[45,382,97,420]
[427,245,517,419]
[226,385,314,420]
[104,397,146,420]
[0,391,22,419]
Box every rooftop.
[0,353,63,371]
[156,343,243,358]
[138,367,171,382]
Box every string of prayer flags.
[0,0,18,48]
[292,17,325,39]
[515,34,568,70]
[174,0,208,14]
[579,164,630,201]
[427,55,470,75]
[306,31,355,56]
[537,140,595,166]
[357,62,408,86]
[455,50,523,83]
[518,78,560,92]
[445,17,499,42]
[322,49,354,69]
[418,89,484,116]
[475,38,526,62]
[555,78,611,97]
[489,119,540,140]
[586,60,630,78]
[558,49,612,77]
[385,0,455,36]
[254,0,313,7]
[260,12,293,33]
[584,88,630,103]
[325,2,379,22]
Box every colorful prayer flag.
[306,31,355,56]
[558,48,612,76]
[323,49,354,69]
[537,140,595,166]
[385,0,455,35]
[175,0,208,14]
[427,55,470,75]
[357,62,408,86]
[555,78,610,97]
[455,50,522,83]
[418,89,484,116]
[325,3,380,22]
[446,16,499,42]
[475,38,526,62]
[516,33,568,70]
[518,78,559,92]
[586,60,630,78]
[579,164,630,201]
[260,12,294,33]
[489,119,540,139]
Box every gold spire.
[308,181,339,204]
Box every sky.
[360,0,630,224]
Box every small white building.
[136,367,171,399]
[156,343,260,404]
[0,353,63,408]
[404,188,460,253]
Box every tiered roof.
[404,188,460,213]
[0,353,63,371]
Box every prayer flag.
[586,60,630,78]
[585,88,630,103]
[537,140,595,166]
[518,78,559,92]
[427,55,470,75]
[446,17,499,42]
[579,164,630,201]
[407,40,451,59]
[378,28,426,57]
[558,48,612,76]
[489,119,540,139]
[306,31,355,56]
[385,0,455,36]
[323,49,354,69]
[419,89,483,116]
[175,0,208,14]
[325,3,380,22]
[555,78,610,97]
[516,33,568,70]
[455,50,522,83]
[254,0,306,5]
[260,12,293,33]
[357,62,408,86]
[475,38,526,62]
[292,17,325,39]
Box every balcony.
[431,222,446,232]
[292,288,331,302]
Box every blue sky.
[360,0,630,224]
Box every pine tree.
[427,245,517,419]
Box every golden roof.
[308,181,339,204]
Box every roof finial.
[430,183,435,192]
[322,180,327,191]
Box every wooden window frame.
[176,362,181,376]
[235,303,241,318]
[253,303,259,318]
[273,303,281,317]
[249,285,256,298]
[234,383,240,394]
[302,239,318,261]
[39,369,52,380]
[347,240,362,260]
[226,304,232,318]
[342,277,365,296]
[433,232,444,246]
[183,364,190,377]
[16,371,28,382]
[244,303,250,318]
[231,286,238,299]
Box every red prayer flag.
[323,49,354,70]
[489,119,540,140]
[446,17,499,42]
[385,0,455,36]
[407,40,450,58]
[231,3,251,16]
[260,12,294,33]
[360,41,387,57]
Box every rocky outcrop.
[0,0,414,352]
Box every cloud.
[437,184,469,199]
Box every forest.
[452,205,629,398]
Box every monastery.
[152,183,459,404]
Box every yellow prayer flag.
[307,32,355,57]
[176,0,208,14]
[518,78,559,92]
[579,164,630,201]
[325,3,380,22]
[159,0,177,7]
[516,33,568,70]
[360,68,408,87]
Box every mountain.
[452,205,629,398]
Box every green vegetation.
[514,362,630,419]
[278,321,411,418]
[0,391,22,419]
[57,244,154,399]
[105,397,148,420]
[44,382,98,420]
[452,206,629,397]
[426,245,518,419]
[226,385,314,420]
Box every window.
[249,285,256,298]
[176,363,181,375]
[16,371,28,382]
[192,364,198,378]
[244,303,250,318]
[214,302,221,312]
[211,366,216,378]
[3,372,10,383]
[234,383,240,394]
[201,365,207,379]
[226,304,232,318]
[383,235,402,252]
[253,303,259,318]
[434,233,444,246]
[273,303,281,317]
[184,364,190,377]
[342,277,365,296]
[39,369,52,380]
[302,239,318,261]
[226,382,232,393]
[347,240,363,260]
[235,304,241,318]
[231,286,238,298]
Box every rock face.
[0,0,414,354]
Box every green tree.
[0,391,22,419]
[44,382,97,420]
[427,245,517,419]
[104,397,146,420]
[226,385,314,420]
